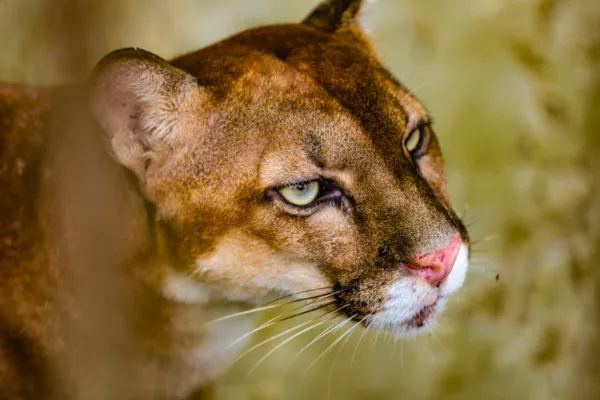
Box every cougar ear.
[89,48,199,179]
[302,0,371,33]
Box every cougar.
[0,0,470,398]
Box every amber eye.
[279,181,320,206]
[405,128,422,153]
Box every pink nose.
[401,236,462,287]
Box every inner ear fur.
[303,0,370,33]
[89,48,199,178]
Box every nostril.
[401,263,446,287]
[401,235,462,286]
[378,246,389,258]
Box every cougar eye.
[404,125,428,157]
[405,128,422,153]
[279,181,320,206]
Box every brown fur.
[0,1,469,399]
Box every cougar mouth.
[405,298,440,328]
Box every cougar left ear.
[302,0,370,33]
[89,48,200,180]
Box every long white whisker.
[246,320,327,376]
[351,316,371,365]
[305,316,362,374]
[371,319,385,348]
[234,303,349,374]
[264,287,332,305]
[282,305,350,376]
[327,316,367,398]
[390,335,398,362]
[206,288,342,326]
[477,234,499,243]
[384,331,393,345]
[460,202,470,218]
[226,296,335,351]
[431,331,450,355]
[279,299,338,322]
[204,304,281,325]
[425,335,438,364]
[226,315,281,350]
[231,320,313,366]
[400,77,440,102]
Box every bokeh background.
[2,0,600,399]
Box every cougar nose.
[401,235,462,287]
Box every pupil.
[296,184,306,191]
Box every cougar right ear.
[302,0,371,33]
[89,48,200,179]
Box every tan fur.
[0,1,469,398]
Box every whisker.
[231,320,314,366]
[204,304,281,325]
[424,335,438,364]
[206,288,345,326]
[279,301,338,322]
[304,316,361,374]
[463,213,477,222]
[226,315,281,350]
[371,323,383,348]
[470,235,499,246]
[390,335,398,362]
[264,287,332,305]
[246,320,327,376]
[282,306,351,376]
[400,77,440,102]
[226,296,342,349]
[351,317,371,365]
[384,331,393,345]
[285,293,334,307]
[235,303,349,373]
[300,316,355,373]
[469,256,493,265]
[286,302,348,328]
[470,248,493,255]
[283,287,348,306]
[430,331,450,355]
[282,288,348,316]
[327,316,367,398]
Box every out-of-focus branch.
[39,1,141,398]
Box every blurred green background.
[2,0,599,399]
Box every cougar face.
[90,0,470,338]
